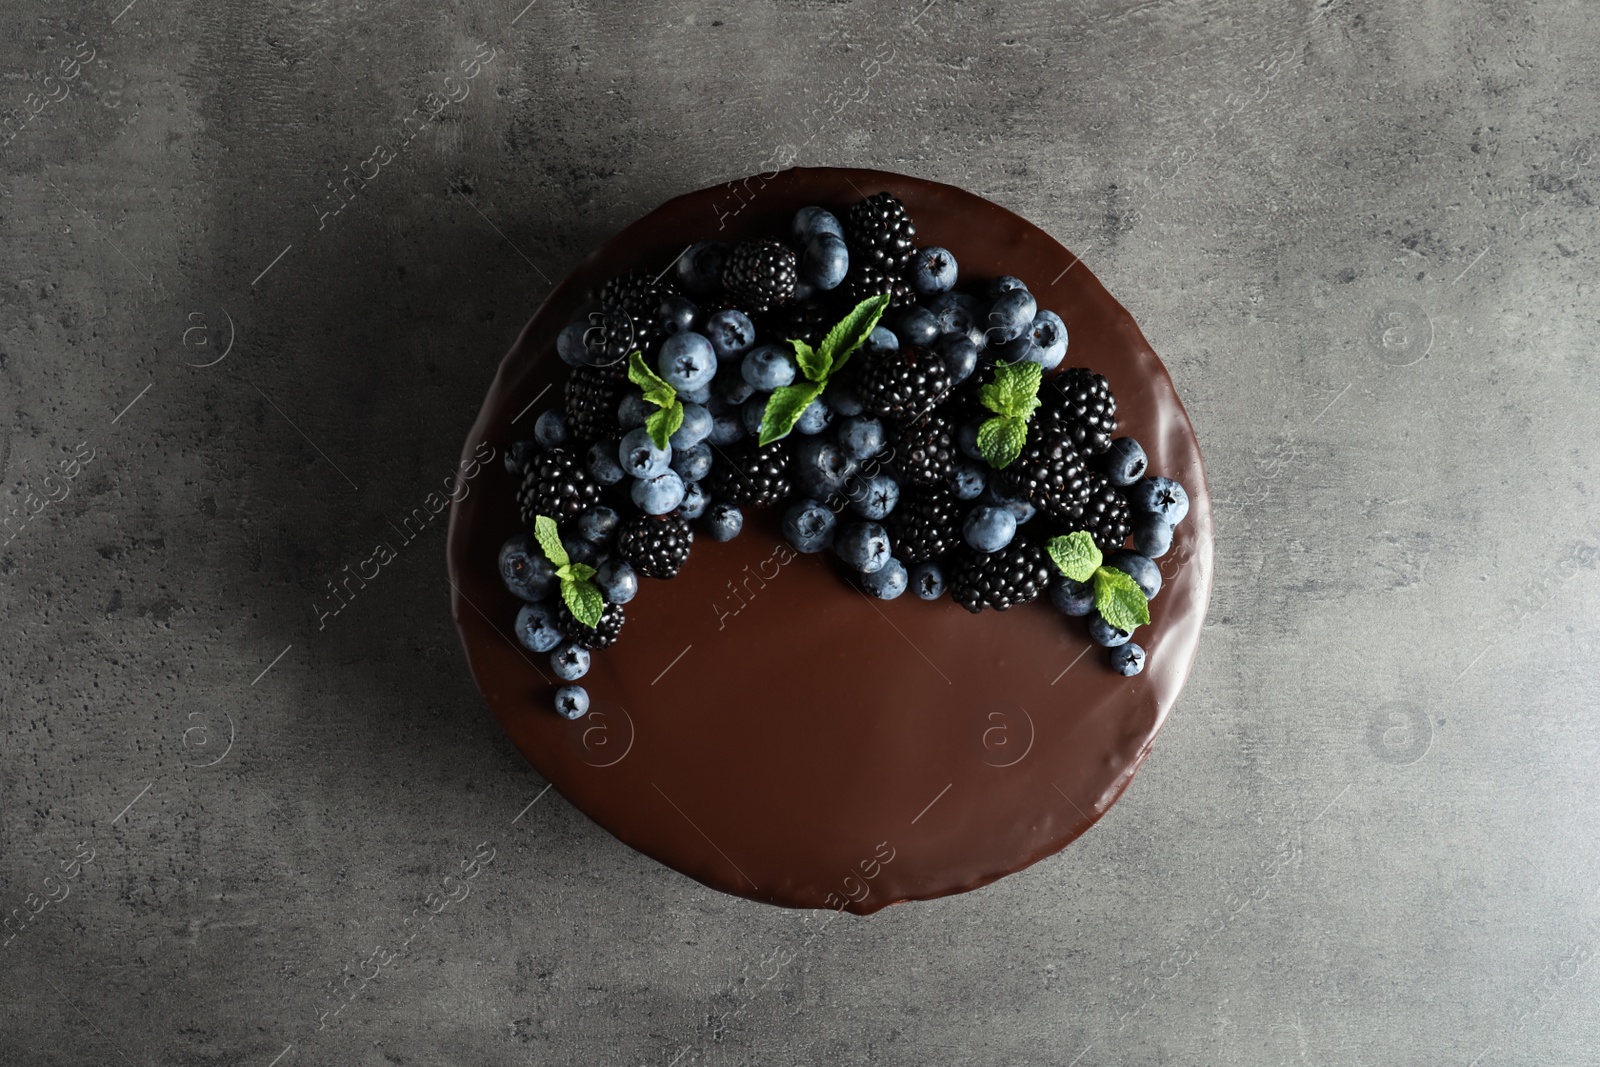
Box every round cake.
[447,168,1212,913]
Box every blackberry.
[840,263,915,310]
[615,514,694,579]
[564,363,624,443]
[994,424,1092,519]
[555,599,625,650]
[722,239,798,314]
[843,192,918,272]
[1036,368,1117,456]
[884,487,960,564]
[949,539,1055,613]
[600,270,678,318]
[888,413,956,487]
[704,438,793,509]
[760,299,831,348]
[857,345,953,424]
[517,448,603,524]
[598,307,663,364]
[1065,474,1132,551]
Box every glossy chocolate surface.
[446,168,1213,913]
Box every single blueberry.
[672,403,713,448]
[504,440,538,476]
[588,439,626,485]
[557,321,592,368]
[741,397,768,437]
[553,685,590,720]
[1088,613,1132,647]
[677,240,728,299]
[679,381,712,405]
[792,436,859,499]
[993,335,1046,367]
[677,479,709,519]
[1049,577,1096,617]
[658,332,717,392]
[985,289,1038,344]
[801,233,849,290]
[895,306,941,347]
[716,372,755,406]
[515,601,564,653]
[864,326,899,356]
[1029,310,1069,365]
[707,412,746,445]
[980,484,1036,525]
[838,416,886,462]
[783,498,838,553]
[594,559,638,605]
[949,459,986,500]
[703,501,744,541]
[929,290,981,336]
[632,469,686,515]
[1110,642,1146,676]
[705,309,756,360]
[794,394,832,435]
[957,419,984,460]
[1128,476,1190,525]
[671,441,713,483]
[551,641,590,681]
[984,275,1030,301]
[836,522,891,573]
[909,560,946,600]
[533,409,569,449]
[829,383,865,417]
[743,344,797,391]
[617,391,649,430]
[963,506,1017,553]
[910,246,958,296]
[618,427,671,478]
[1133,515,1174,559]
[862,557,908,599]
[848,473,900,521]
[658,294,701,336]
[562,535,604,568]
[793,206,844,243]
[1106,550,1162,600]
[500,534,556,601]
[1101,437,1148,487]
[935,334,980,383]
[576,506,619,544]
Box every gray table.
[4,1,1596,1064]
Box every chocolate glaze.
[446,168,1212,914]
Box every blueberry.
[836,522,891,573]
[906,246,957,295]
[794,394,832,435]
[562,535,604,568]
[980,484,1036,525]
[802,233,849,290]
[716,372,755,406]
[984,275,1029,301]
[588,439,626,485]
[617,391,649,430]
[553,685,590,720]
[862,557,908,599]
[1029,310,1069,366]
[678,381,712,405]
[672,403,713,448]
[551,641,590,681]
[929,290,981,336]
[703,501,744,541]
[864,326,899,356]
[671,441,713,483]
[705,309,756,360]
[677,240,728,299]
[632,470,686,515]
[963,506,1017,552]
[993,335,1046,367]
[676,479,709,519]
[504,440,538,476]
[783,498,838,553]
[500,534,556,601]
[658,332,717,392]
[658,295,701,336]
[1106,550,1162,600]
[594,559,638,605]
[793,206,844,243]
[935,334,980,383]
[1099,437,1147,487]
[792,436,859,499]
[1109,642,1146,676]
[848,473,900,520]
[707,412,746,445]
[619,427,671,478]
[515,601,564,653]
[1128,476,1190,525]
[838,416,886,462]
[1133,515,1174,559]
[743,343,797,391]
[741,397,768,437]
[576,506,619,543]
[949,459,986,500]
[1049,577,1096,616]
[533,409,569,448]
[956,420,983,460]
[895,306,940,347]
[1088,613,1132,647]
[985,289,1038,345]
[909,560,946,600]
[557,321,592,368]
[829,383,865,417]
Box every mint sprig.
[976,360,1043,469]
[533,514,604,629]
[758,293,891,445]
[628,350,684,450]
[1046,531,1151,634]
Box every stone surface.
[2,1,1597,1065]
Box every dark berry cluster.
[498,193,1196,718]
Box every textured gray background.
[2,0,1597,1064]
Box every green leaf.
[628,349,677,410]
[532,515,569,569]
[792,338,827,384]
[976,415,1027,469]
[1046,532,1103,583]
[566,561,596,582]
[560,576,605,629]
[979,360,1044,421]
[819,293,891,376]
[1093,566,1151,633]
[645,400,685,451]
[758,381,824,446]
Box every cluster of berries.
[498,193,1193,717]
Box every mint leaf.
[566,561,596,583]
[1093,566,1151,632]
[645,401,684,450]
[979,360,1043,420]
[819,293,891,376]
[976,415,1027,469]
[560,576,605,629]
[533,515,569,569]
[1046,532,1102,582]
[628,349,677,410]
[758,381,824,446]
[792,338,827,383]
